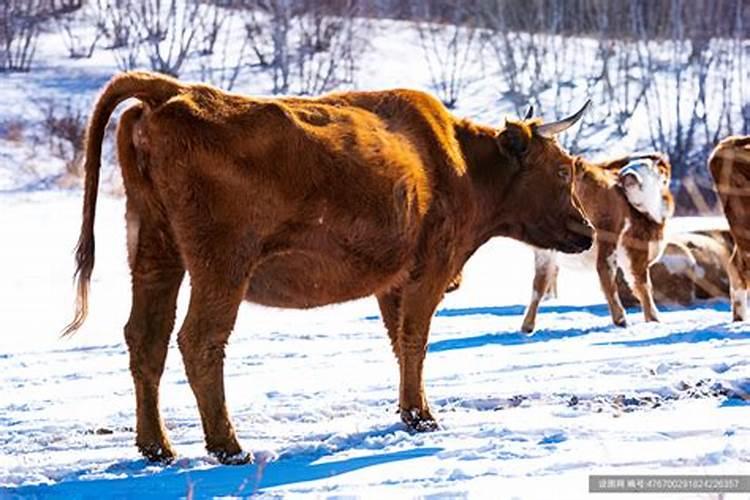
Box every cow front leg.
[596,241,628,327]
[728,247,748,321]
[177,277,250,464]
[521,249,557,333]
[397,279,448,432]
[124,208,184,462]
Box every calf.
[709,135,750,320]
[521,153,674,332]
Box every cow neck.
[454,119,521,244]
[574,161,608,207]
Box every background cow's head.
[494,101,593,253]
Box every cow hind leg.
[521,250,557,333]
[123,208,185,462]
[177,274,251,464]
[628,249,660,322]
[377,287,403,361]
[597,242,628,327]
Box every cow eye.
[558,165,571,183]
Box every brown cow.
[520,152,674,332]
[709,135,750,321]
[64,71,593,464]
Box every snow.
[1,193,749,498]
[1,11,748,500]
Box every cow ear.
[497,120,532,157]
[573,157,584,174]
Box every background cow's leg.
[177,276,250,464]
[377,287,403,360]
[596,240,628,327]
[521,249,557,333]
[397,277,449,432]
[626,247,660,322]
[123,207,184,462]
[728,247,748,321]
[545,262,560,300]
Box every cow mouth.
[556,232,593,253]
[559,218,594,253]
[525,218,593,254]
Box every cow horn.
[523,105,534,120]
[535,99,591,138]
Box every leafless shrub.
[56,4,105,58]
[196,1,229,55]
[37,98,87,180]
[294,3,366,95]
[198,11,249,90]
[242,0,369,95]
[0,0,83,71]
[0,118,26,143]
[95,0,133,49]
[101,0,206,76]
[415,1,481,108]
[0,1,43,72]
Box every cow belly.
[245,250,407,308]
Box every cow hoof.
[613,317,628,328]
[520,322,535,334]
[212,449,254,465]
[401,408,439,432]
[138,443,176,464]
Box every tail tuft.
[62,71,183,336]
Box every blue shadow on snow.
[4,447,441,499]
[364,303,615,322]
[429,325,605,353]
[594,323,750,348]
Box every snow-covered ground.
[0,192,748,499]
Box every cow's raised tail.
[62,71,184,336]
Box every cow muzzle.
[560,217,594,253]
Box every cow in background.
[709,135,750,321]
[617,231,731,308]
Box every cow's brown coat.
[64,71,592,463]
